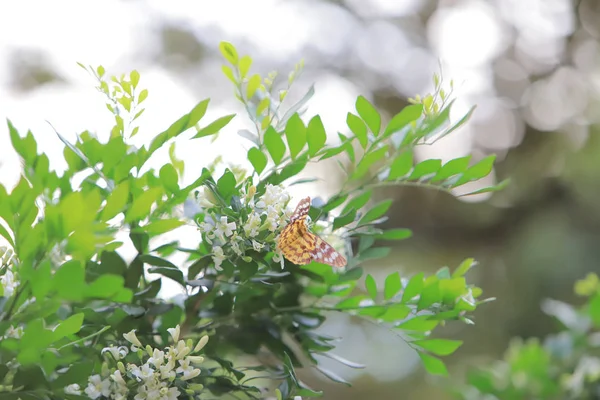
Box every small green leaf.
[388,150,413,180]
[378,228,412,241]
[358,247,390,261]
[453,258,476,277]
[219,41,239,65]
[365,274,377,300]
[217,170,237,202]
[86,275,124,298]
[159,164,179,194]
[413,339,463,356]
[138,89,148,103]
[346,112,368,149]
[125,187,162,222]
[384,272,401,300]
[379,304,411,322]
[453,155,496,187]
[54,261,85,301]
[402,272,424,303]
[352,145,388,180]
[384,104,423,137]
[356,95,381,135]
[432,156,471,182]
[247,147,267,174]
[307,115,327,156]
[246,74,261,99]
[459,178,510,197]
[333,210,356,230]
[285,114,307,159]
[419,353,448,376]
[148,266,185,287]
[342,190,372,214]
[409,159,442,181]
[239,55,252,78]
[222,65,236,83]
[396,315,438,332]
[53,313,84,342]
[359,199,392,225]
[130,70,140,88]
[264,126,286,164]
[193,114,236,139]
[142,219,185,235]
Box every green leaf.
[333,210,356,230]
[384,104,423,137]
[358,247,390,261]
[379,304,411,322]
[264,126,286,164]
[590,294,600,326]
[388,150,413,180]
[365,274,377,300]
[247,147,267,174]
[307,115,327,156]
[378,228,412,240]
[402,272,424,303]
[31,261,52,298]
[52,313,84,341]
[246,74,261,99]
[193,114,236,139]
[397,315,438,332]
[159,164,179,194]
[147,99,210,155]
[239,55,252,78]
[222,65,236,83]
[409,159,442,181]
[138,89,149,103]
[54,261,85,301]
[432,156,471,182]
[359,199,392,225]
[148,266,185,287]
[454,155,496,186]
[137,219,184,236]
[413,339,463,356]
[217,170,236,202]
[352,145,388,180]
[356,95,381,135]
[219,41,239,64]
[342,190,372,215]
[285,113,307,159]
[276,85,315,131]
[346,112,368,149]
[459,178,511,197]
[86,275,125,298]
[418,353,448,376]
[130,70,140,88]
[453,258,476,277]
[125,187,162,222]
[384,272,401,300]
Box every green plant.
[0,41,501,399]
[455,273,600,400]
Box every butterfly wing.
[311,235,347,268]
[289,196,311,223]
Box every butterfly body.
[277,197,346,268]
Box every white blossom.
[123,329,143,350]
[148,348,165,368]
[64,383,81,395]
[4,325,23,339]
[243,212,262,237]
[252,240,264,252]
[214,216,236,240]
[167,325,180,342]
[176,358,201,381]
[101,345,128,360]
[212,246,226,270]
[0,269,17,298]
[84,374,111,399]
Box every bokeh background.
[1,0,599,398]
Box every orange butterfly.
[277,197,347,268]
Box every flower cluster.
[0,246,17,298]
[198,184,292,270]
[76,325,209,400]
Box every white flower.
[148,348,165,368]
[194,335,209,353]
[101,345,128,360]
[176,358,201,380]
[4,325,23,339]
[198,187,218,208]
[212,246,226,270]
[84,374,111,399]
[252,240,264,252]
[171,340,192,360]
[161,386,180,400]
[199,221,214,234]
[265,205,281,232]
[187,355,205,364]
[123,329,143,349]
[1,269,17,298]
[167,325,180,343]
[159,359,176,380]
[243,212,262,237]
[213,216,236,240]
[64,383,81,395]
[256,184,289,210]
[110,369,127,386]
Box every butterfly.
[277,197,347,268]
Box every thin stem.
[57,325,111,350]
